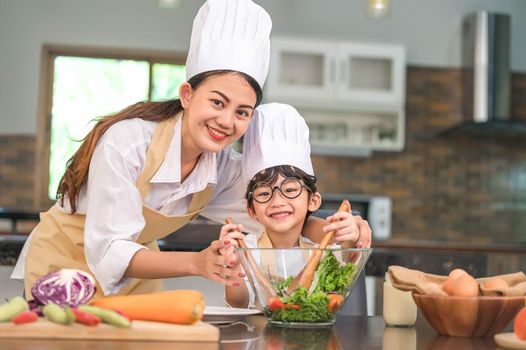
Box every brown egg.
[442,276,457,295]
[449,274,479,297]
[449,268,468,280]
[441,269,473,295]
[483,277,508,290]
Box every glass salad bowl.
[236,247,372,328]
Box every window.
[35,46,186,207]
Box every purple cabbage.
[28,299,44,316]
[31,269,96,307]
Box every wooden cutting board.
[0,318,219,342]
[494,333,526,349]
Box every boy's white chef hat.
[242,103,314,185]
[185,0,272,89]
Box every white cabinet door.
[265,36,407,154]
[267,37,337,100]
[337,42,406,107]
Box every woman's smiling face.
[180,72,257,155]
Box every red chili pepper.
[71,308,100,326]
[113,309,131,321]
[12,310,39,324]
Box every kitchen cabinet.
[297,105,405,156]
[337,42,405,107]
[265,36,406,154]
[267,36,405,107]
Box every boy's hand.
[324,208,372,249]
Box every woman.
[13,0,272,297]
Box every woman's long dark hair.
[57,70,262,213]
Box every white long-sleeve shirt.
[12,116,263,294]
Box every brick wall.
[0,136,35,208]
[1,67,526,243]
[313,68,526,244]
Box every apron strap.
[187,186,215,214]
[135,116,179,200]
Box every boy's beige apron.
[257,232,313,279]
[24,115,214,298]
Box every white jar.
[383,275,417,327]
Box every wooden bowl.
[412,293,524,337]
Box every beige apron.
[24,115,215,298]
[256,232,313,249]
[257,232,313,280]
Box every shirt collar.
[150,116,218,184]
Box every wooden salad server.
[285,199,351,295]
[225,218,277,300]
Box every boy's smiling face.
[248,174,321,241]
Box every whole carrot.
[90,290,204,325]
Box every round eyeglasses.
[249,177,310,204]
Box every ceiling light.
[367,0,390,19]
[158,0,183,9]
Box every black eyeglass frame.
[248,177,311,204]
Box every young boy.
[220,103,357,308]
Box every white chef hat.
[185,0,272,89]
[242,103,314,185]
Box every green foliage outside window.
[49,56,185,199]
[152,63,186,101]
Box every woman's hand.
[324,209,372,249]
[193,223,246,287]
[195,239,244,286]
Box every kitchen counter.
[0,315,510,349]
[374,238,526,253]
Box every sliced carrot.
[327,294,344,313]
[90,290,204,324]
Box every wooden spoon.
[225,218,277,300]
[285,199,351,295]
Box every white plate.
[204,306,262,316]
[494,332,526,350]
[203,306,262,325]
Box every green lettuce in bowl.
[237,248,371,328]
